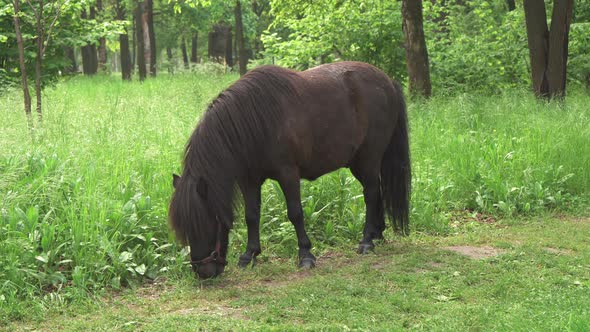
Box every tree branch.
[24,0,39,19]
[42,0,66,57]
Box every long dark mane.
[169,66,301,245]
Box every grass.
[6,215,590,331]
[0,72,589,328]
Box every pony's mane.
[169,66,302,244]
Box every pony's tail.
[381,82,411,235]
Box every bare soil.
[442,245,505,259]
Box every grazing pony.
[169,62,411,279]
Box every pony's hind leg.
[278,169,316,268]
[238,180,262,268]
[350,166,385,254]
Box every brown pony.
[169,61,411,279]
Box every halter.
[190,222,227,267]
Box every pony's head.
[169,173,230,279]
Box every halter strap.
[190,222,227,267]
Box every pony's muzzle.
[194,262,225,279]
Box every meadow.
[0,72,589,330]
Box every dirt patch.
[172,301,248,320]
[134,278,170,300]
[261,269,312,288]
[544,247,573,255]
[450,210,497,226]
[442,246,505,259]
[555,215,590,224]
[414,262,445,274]
[320,251,355,269]
[371,262,387,271]
[571,217,590,224]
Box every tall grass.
[0,74,588,321]
[410,92,589,231]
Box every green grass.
[0,73,589,328]
[6,216,590,331]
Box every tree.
[180,37,189,69]
[28,0,65,121]
[402,0,432,98]
[12,0,65,125]
[506,0,516,11]
[96,0,107,72]
[64,46,77,73]
[11,0,32,128]
[524,0,574,98]
[208,24,232,66]
[116,0,131,80]
[234,0,246,75]
[264,0,406,79]
[81,6,98,76]
[135,0,146,81]
[166,46,174,73]
[251,0,270,56]
[4,0,125,129]
[146,0,155,76]
[190,31,198,63]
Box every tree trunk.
[402,0,432,98]
[81,9,90,74]
[146,0,156,76]
[523,0,548,96]
[81,8,98,75]
[251,0,266,56]
[225,26,233,68]
[97,0,107,72]
[89,6,98,73]
[546,0,573,97]
[523,0,573,98]
[191,31,198,63]
[12,0,33,129]
[135,2,147,81]
[181,38,189,69]
[506,0,516,11]
[208,31,213,60]
[235,1,247,75]
[64,47,77,73]
[116,0,132,80]
[120,34,132,80]
[33,0,44,122]
[132,15,136,68]
[167,46,174,73]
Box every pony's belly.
[299,146,358,180]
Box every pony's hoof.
[357,243,375,255]
[237,259,250,268]
[298,257,316,269]
[238,254,255,268]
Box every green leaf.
[119,251,133,263]
[134,264,146,276]
[35,255,48,264]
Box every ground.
[6,214,589,331]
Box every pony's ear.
[196,177,208,200]
[172,174,180,188]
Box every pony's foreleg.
[278,171,316,268]
[238,182,262,268]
